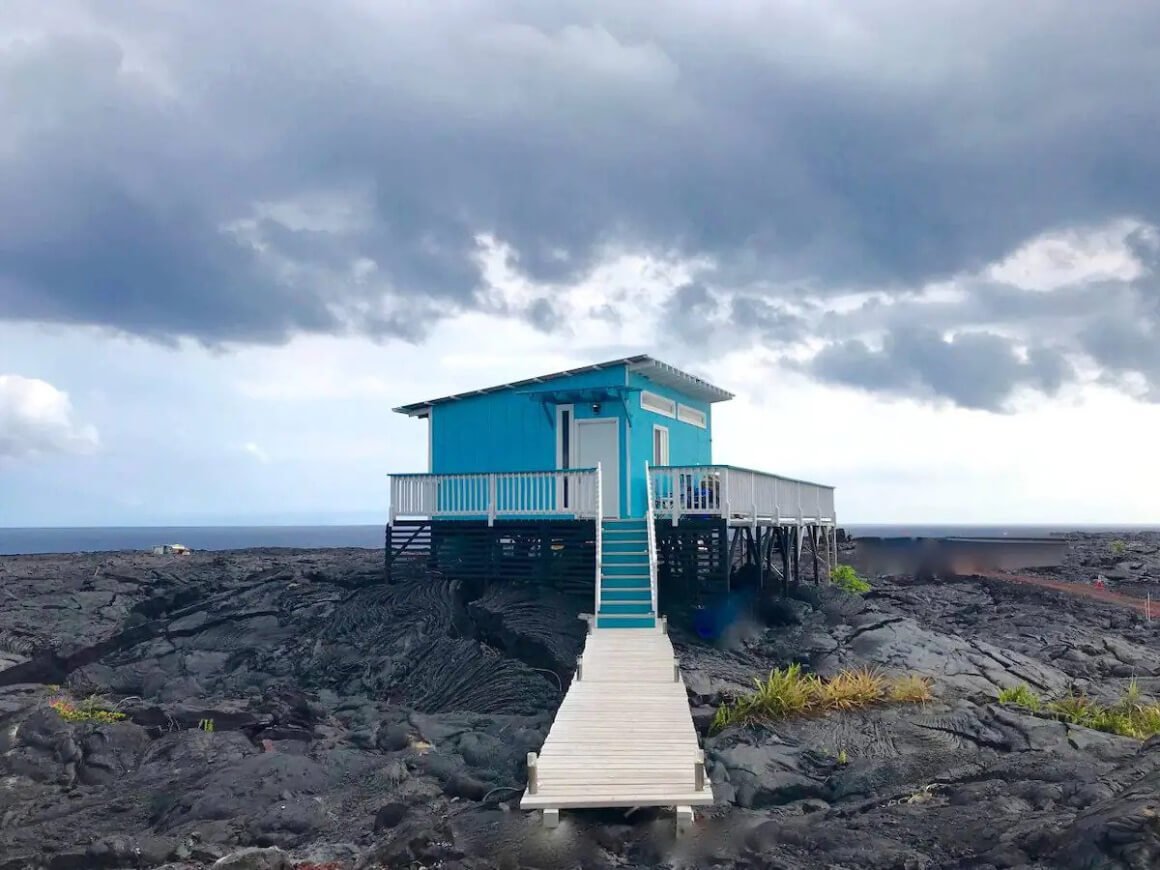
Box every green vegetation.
[197,718,216,733]
[998,684,1042,711]
[836,748,849,765]
[710,663,932,733]
[831,564,871,594]
[996,680,1160,740]
[1109,539,1128,556]
[48,695,127,725]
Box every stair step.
[602,528,647,537]
[596,615,657,629]
[600,576,653,589]
[602,571,648,581]
[602,564,651,577]
[598,602,653,615]
[602,538,647,550]
[601,589,652,602]
[602,552,648,562]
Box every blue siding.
[625,372,713,516]
[431,366,630,513]
[425,363,717,518]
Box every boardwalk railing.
[650,464,835,525]
[390,468,599,526]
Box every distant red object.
[977,571,1150,616]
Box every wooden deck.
[520,625,713,823]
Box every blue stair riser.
[596,615,657,629]
[602,531,647,540]
[602,539,647,552]
[599,576,652,589]
[601,589,651,602]
[598,602,653,615]
[602,552,648,563]
[603,564,650,577]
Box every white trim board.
[652,424,670,466]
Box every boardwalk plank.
[520,627,714,812]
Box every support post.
[576,655,583,681]
[694,749,705,791]
[543,808,560,829]
[780,528,791,597]
[791,525,801,589]
[676,806,694,837]
[487,473,497,527]
[810,525,820,585]
[527,752,538,794]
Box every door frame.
[576,417,620,518]
[555,403,576,511]
[652,423,670,467]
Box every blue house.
[388,355,836,628]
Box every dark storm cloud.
[808,328,1074,412]
[3,0,1160,410]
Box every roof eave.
[626,358,735,403]
[393,404,432,418]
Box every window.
[653,425,670,466]
[557,405,573,508]
[560,409,571,468]
[641,390,676,418]
[677,403,707,428]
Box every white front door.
[576,418,620,518]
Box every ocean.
[0,523,1156,556]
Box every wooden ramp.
[521,625,713,827]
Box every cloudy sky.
[3,0,1160,527]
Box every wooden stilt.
[781,528,791,597]
[810,525,820,585]
[791,525,801,590]
[756,526,764,589]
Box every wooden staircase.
[597,518,656,628]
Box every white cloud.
[986,218,1157,291]
[243,442,270,463]
[0,375,99,459]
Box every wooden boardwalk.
[521,625,713,827]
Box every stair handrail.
[594,461,603,616]
[645,460,659,617]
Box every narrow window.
[653,425,670,466]
[560,409,571,507]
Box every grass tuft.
[999,679,1160,740]
[889,673,935,704]
[998,684,1042,711]
[711,664,931,733]
[831,564,871,594]
[49,695,127,725]
[817,667,885,710]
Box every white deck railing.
[644,461,659,616]
[649,465,835,525]
[594,462,603,614]
[390,468,599,526]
